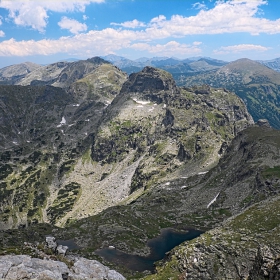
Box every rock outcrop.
[0,255,126,280]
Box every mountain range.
[0,56,279,279]
[181,58,280,129]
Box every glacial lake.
[95,228,203,272]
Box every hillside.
[182,58,280,129]
[0,62,41,85]
[0,58,280,280]
[16,57,111,88]
[0,62,127,230]
[2,126,280,279]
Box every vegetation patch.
[0,164,13,180]
[47,182,81,223]
[261,166,280,178]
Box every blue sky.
[0,0,280,67]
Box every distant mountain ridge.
[102,55,229,75]
[0,62,41,85]
[182,58,280,129]
[258,57,280,72]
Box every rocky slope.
[16,61,70,86]
[58,126,280,256]
[181,58,280,129]
[1,59,280,279]
[0,62,127,229]
[2,125,279,279]
[16,57,111,88]
[146,193,280,280]
[0,62,41,85]
[259,57,280,72]
[0,63,253,229]
[62,66,252,226]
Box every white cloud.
[0,30,4,37]
[111,19,146,29]
[58,17,87,34]
[130,41,202,57]
[192,2,207,10]
[150,15,166,24]
[214,44,270,54]
[83,15,88,21]
[0,0,279,59]
[0,0,104,32]
[145,0,280,37]
[0,28,137,57]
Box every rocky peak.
[87,56,111,65]
[120,66,179,95]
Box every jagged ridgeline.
[0,62,253,229]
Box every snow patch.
[12,141,18,145]
[198,171,208,175]
[137,105,144,108]
[73,104,80,107]
[132,98,150,105]
[57,116,66,127]
[165,182,170,186]
[181,186,187,189]
[148,107,155,112]
[207,192,220,208]
[163,104,167,108]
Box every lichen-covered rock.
[0,255,126,280]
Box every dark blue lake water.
[95,228,203,272]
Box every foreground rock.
[0,255,126,280]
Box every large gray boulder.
[0,255,126,280]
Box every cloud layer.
[0,0,103,32]
[0,0,278,58]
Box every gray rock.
[57,245,68,256]
[46,236,57,252]
[0,255,126,280]
[257,119,271,128]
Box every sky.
[0,0,280,67]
